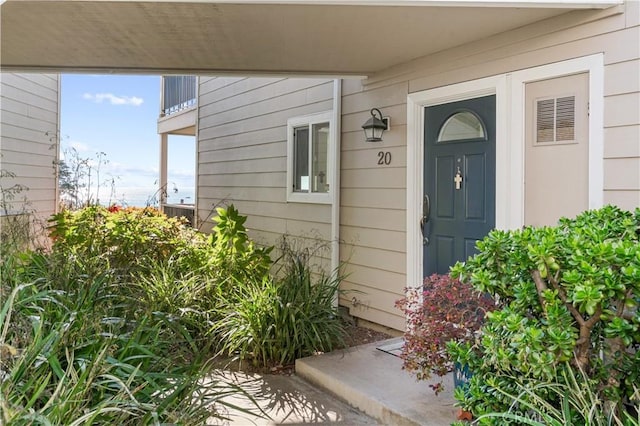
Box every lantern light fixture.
[362,108,388,142]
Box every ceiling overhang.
[0,0,622,77]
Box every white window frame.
[286,111,333,204]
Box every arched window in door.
[437,111,486,142]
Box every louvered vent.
[536,99,555,143]
[536,95,576,143]
[556,96,575,141]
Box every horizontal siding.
[604,59,640,96]
[197,77,334,255]
[604,92,640,128]
[1,73,59,220]
[341,146,407,170]
[200,78,331,119]
[338,3,640,330]
[199,100,333,140]
[604,158,640,190]
[1,96,58,125]
[340,226,405,253]
[603,190,640,211]
[341,168,406,189]
[341,188,405,210]
[199,171,285,188]
[603,125,640,158]
[199,141,284,163]
[192,3,640,332]
[1,82,58,113]
[1,148,56,168]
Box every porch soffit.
[0,0,621,77]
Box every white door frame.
[406,54,604,291]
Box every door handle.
[423,194,430,223]
[420,194,430,245]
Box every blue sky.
[60,74,195,205]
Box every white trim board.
[172,1,621,8]
[509,54,605,219]
[405,54,604,295]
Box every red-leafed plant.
[395,273,497,394]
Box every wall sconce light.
[362,108,389,142]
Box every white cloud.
[68,141,90,152]
[82,92,144,106]
[168,168,195,179]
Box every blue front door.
[423,95,496,276]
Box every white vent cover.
[536,96,576,143]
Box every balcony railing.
[163,203,195,226]
[162,76,196,116]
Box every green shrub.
[0,265,241,425]
[4,201,346,423]
[477,364,640,425]
[212,238,345,367]
[1,204,267,424]
[49,205,206,277]
[449,205,640,423]
[206,205,273,283]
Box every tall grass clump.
[2,201,347,424]
[0,205,255,425]
[212,236,346,367]
[476,364,640,426]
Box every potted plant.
[395,273,497,395]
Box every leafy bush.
[206,205,273,282]
[1,204,276,424]
[212,237,345,367]
[3,202,347,424]
[476,363,640,426]
[49,205,205,276]
[0,253,243,425]
[449,205,640,422]
[395,274,497,394]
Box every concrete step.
[295,337,459,426]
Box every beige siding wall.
[194,3,639,331]
[0,73,59,222]
[197,77,334,259]
[340,2,640,330]
[340,80,409,330]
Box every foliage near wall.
[449,205,640,424]
[2,204,345,424]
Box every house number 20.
[377,151,392,165]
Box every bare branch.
[531,269,549,313]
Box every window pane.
[312,122,329,193]
[294,127,309,192]
[437,111,485,142]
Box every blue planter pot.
[453,362,472,390]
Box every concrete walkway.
[209,369,380,425]
[296,338,458,426]
[209,337,458,425]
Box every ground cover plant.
[474,363,640,425]
[1,206,250,424]
[448,205,640,424]
[2,203,346,424]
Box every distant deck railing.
[162,76,197,116]
[163,203,195,226]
